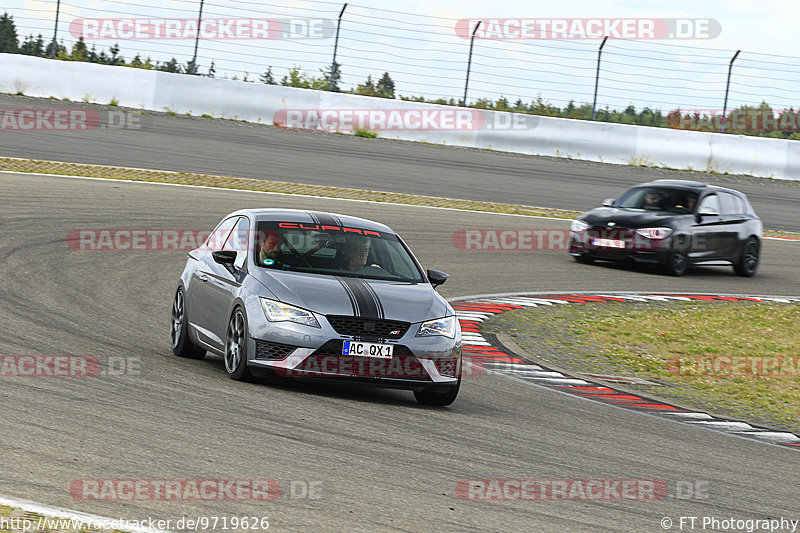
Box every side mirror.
[602,198,615,207]
[427,269,449,288]
[212,250,237,268]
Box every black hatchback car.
[568,180,762,276]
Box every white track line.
[0,494,173,533]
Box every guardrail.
[2,53,798,181]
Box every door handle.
[198,273,209,283]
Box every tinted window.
[206,216,240,251]
[719,193,737,215]
[698,194,720,214]
[730,194,746,214]
[223,217,250,269]
[254,221,425,283]
[616,187,698,213]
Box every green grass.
[109,97,119,106]
[495,302,800,431]
[354,129,378,138]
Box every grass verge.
[1,156,798,238]
[483,301,800,433]
[0,156,577,220]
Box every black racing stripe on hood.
[336,277,359,315]
[338,277,381,318]
[362,281,385,319]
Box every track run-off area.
[1,169,798,532]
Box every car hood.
[580,207,684,228]
[250,269,451,323]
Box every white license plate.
[592,238,626,248]
[342,341,393,359]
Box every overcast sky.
[4,0,799,113]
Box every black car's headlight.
[635,227,673,239]
[570,220,589,232]
[416,316,456,338]
[260,298,321,328]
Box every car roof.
[637,179,746,197]
[225,208,396,235]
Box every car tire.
[414,376,461,407]
[573,254,594,264]
[733,237,760,277]
[171,287,206,359]
[225,307,255,381]
[662,251,689,276]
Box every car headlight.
[570,220,589,232]
[635,227,673,239]
[260,298,320,328]
[417,316,456,338]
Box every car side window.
[731,194,746,215]
[223,217,250,269]
[698,194,720,215]
[206,216,240,251]
[719,193,737,215]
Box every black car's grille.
[326,316,410,339]
[254,340,297,360]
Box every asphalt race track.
[1,171,798,532]
[1,94,800,232]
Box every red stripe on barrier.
[620,403,682,411]
[591,394,646,402]
[462,355,525,363]
[559,386,616,393]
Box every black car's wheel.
[414,376,461,407]
[662,251,689,277]
[171,287,206,359]
[225,307,255,381]
[733,237,760,277]
[573,253,595,264]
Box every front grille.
[306,340,430,381]
[326,316,410,339]
[254,340,297,360]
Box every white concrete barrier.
[1,53,798,180]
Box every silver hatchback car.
[171,209,462,406]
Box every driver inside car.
[258,229,282,265]
[340,235,384,273]
[643,191,662,210]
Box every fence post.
[591,36,608,120]
[329,3,348,92]
[461,21,481,107]
[720,50,741,133]
[190,0,205,74]
[50,0,61,58]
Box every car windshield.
[615,187,699,214]
[253,221,426,282]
